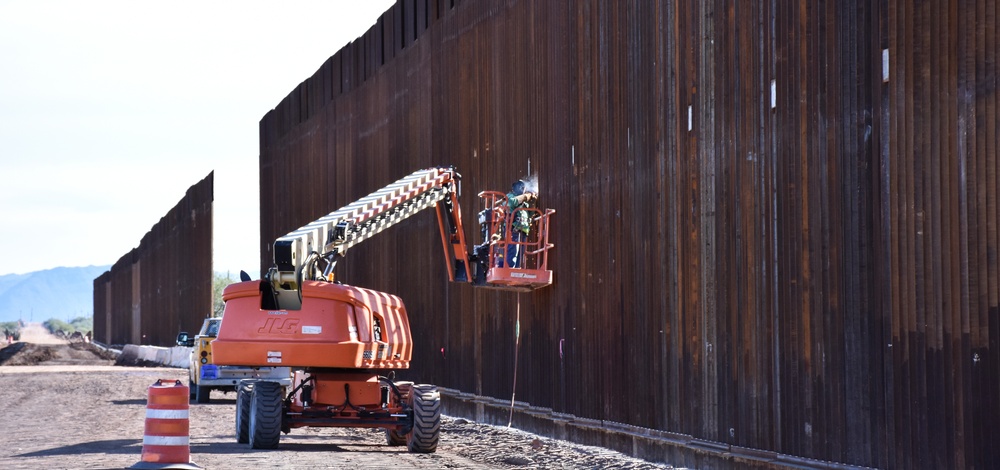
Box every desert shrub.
[69,316,92,332]
[43,318,74,334]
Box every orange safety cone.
[130,379,201,469]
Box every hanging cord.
[508,294,521,427]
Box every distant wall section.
[93,172,213,346]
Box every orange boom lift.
[211,167,554,452]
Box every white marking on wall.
[882,49,889,82]
[770,79,777,109]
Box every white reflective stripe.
[146,409,189,419]
[143,435,189,446]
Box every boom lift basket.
[474,191,555,291]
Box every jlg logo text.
[258,318,300,334]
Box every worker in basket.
[504,179,536,269]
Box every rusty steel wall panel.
[885,1,1000,468]
[257,1,999,467]
[92,173,213,347]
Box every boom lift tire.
[235,380,257,444]
[188,379,196,400]
[407,384,441,453]
[249,381,283,449]
[386,429,408,446]
[386,381,413,446]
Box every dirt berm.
[0,341,116,366]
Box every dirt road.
[0,342,674,469]
[17,323,68,344]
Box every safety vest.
[507,192,531,234]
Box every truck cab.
[177,317,291,403]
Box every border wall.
[257,1,999,468]
[93,172,213,347]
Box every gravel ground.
[0,337,677,469]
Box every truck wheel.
[249,381,283,449]
[195,384,211,404]
[407,384,440,453]
[188,379,196,400]
[235,380,256,444]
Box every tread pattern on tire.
[235,380,256,444]
[386,428,407,446]
[249,381,283,449]
[407,384,441,453]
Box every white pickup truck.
[176,318,291,403]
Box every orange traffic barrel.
[130,379,201,470]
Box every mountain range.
[0,265,110,323]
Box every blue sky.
[0,0,393,276]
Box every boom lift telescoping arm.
[264,166,553,310]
